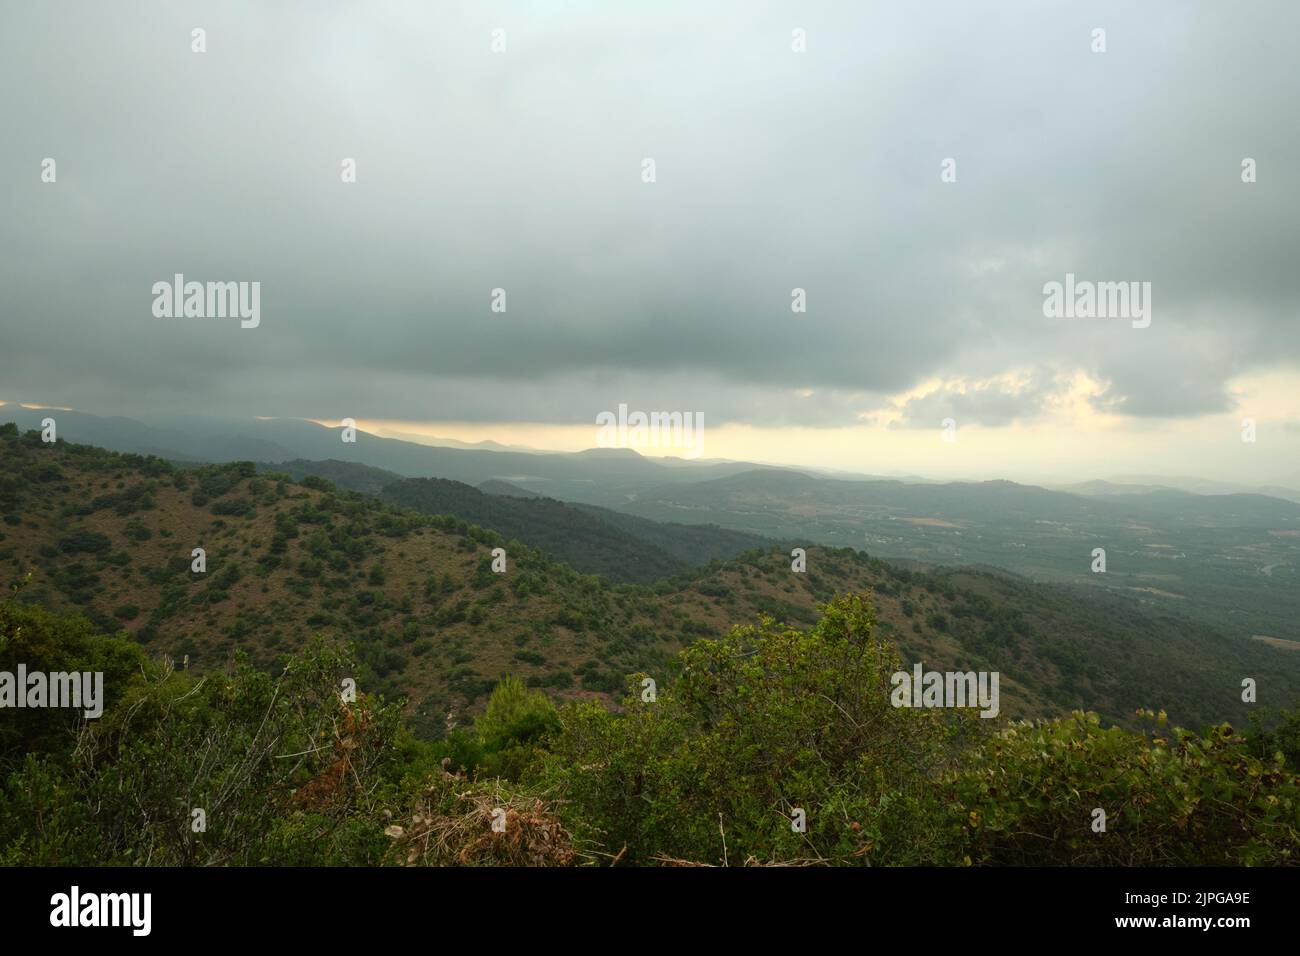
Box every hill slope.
[615,469,1300,643]
[380,475,775,584]
[2,425,1296,734]
[0,406,774,505]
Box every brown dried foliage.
[385,774,577,867]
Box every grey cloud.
[887,372,1065,429]
[1,1,1298,427]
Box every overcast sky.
[3,1,1298,481]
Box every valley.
[2,421,1297,736]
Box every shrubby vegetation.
[538,595,1300,865]
[1,594,422,865]
[4,427,1296,731]
[543,594,973,864]
[381,477,767,585]
[3,590,1296,866]
[2,426,1296,865]
[0,429,681,712]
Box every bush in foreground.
[2,591,1297,866]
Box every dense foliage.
[1,594,421,865]
[3,589,1296,866]
[538,595,1299,865]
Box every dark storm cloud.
[1,0,1297,427]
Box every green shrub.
[58,531,112,555]
[473,675,560,780]
[950,710,1300,866]
[542,594,965,864]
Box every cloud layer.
[2,1,1298,437]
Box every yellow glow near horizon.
[10,364,1295,484]
[309,367,1300,483]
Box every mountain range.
[3,419,1298,736]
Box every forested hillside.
[614,469,1300,643]
[380,475,773,583]
[2,425,1297,734]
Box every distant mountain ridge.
[5,425,1298,732]
[6,405,1298,505]
[0,407,785,506]
[4,406,1298,642]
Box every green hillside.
[379,477,688,584]
[615,469,1300,643]
[2,426,1297,733]
[3,592,1297,867]
[379,475,774,584]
